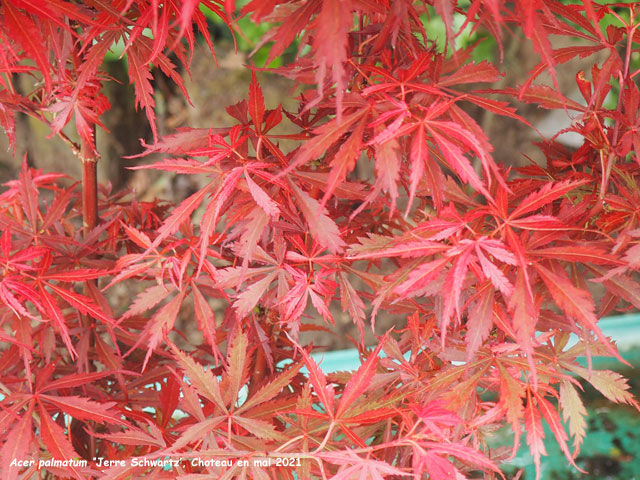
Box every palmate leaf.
[3,2,640,478]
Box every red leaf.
[466,286,495,362]
[321,120,364,209]
[191,283,217,352]
[39,371,122,393]
[39,407,83,479]
[534,391,581,470]
[173,346,227,412]
[408,124,428,216]
[3,2,51,90]
[394,257,450,298]
[289,180,346,253]
[127,42,158,141]
[535,263,621,361]
[298,347,334,417]
[439,61,503,86]
[154,185,212,247]
[40,395,125,425]
[47,282,115,327]
[136,289,187,371]
[335,336,386,419]
[312,0,352,118]
[93,422,166,448]
[225,330,249,406]
[428,125,491,198]
[287,108,368,174]
[249,71,265,129]
[245,171,280,218]
[0,411,32,480]
[524,390,547,480]
[510,179,589,220]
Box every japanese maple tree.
[1,0,640,479]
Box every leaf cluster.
[1,1,640,479]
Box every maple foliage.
[2,0,640,479]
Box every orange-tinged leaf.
[370,137,401,213]
[173,347,227,412]
[439,60,503,86]
[232,415,287,441]
[337,272,366,333]
[569,366,640,410]
[191,283,217,352]
[226,330,249,406]
[559,379,588,452]
[233,270,278,318]
[534,391,581,470]
[497,361,525,457]
[122,284,175,319]
[169,417,226,451]
[237,363,302,414]
[508,269,538,385]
